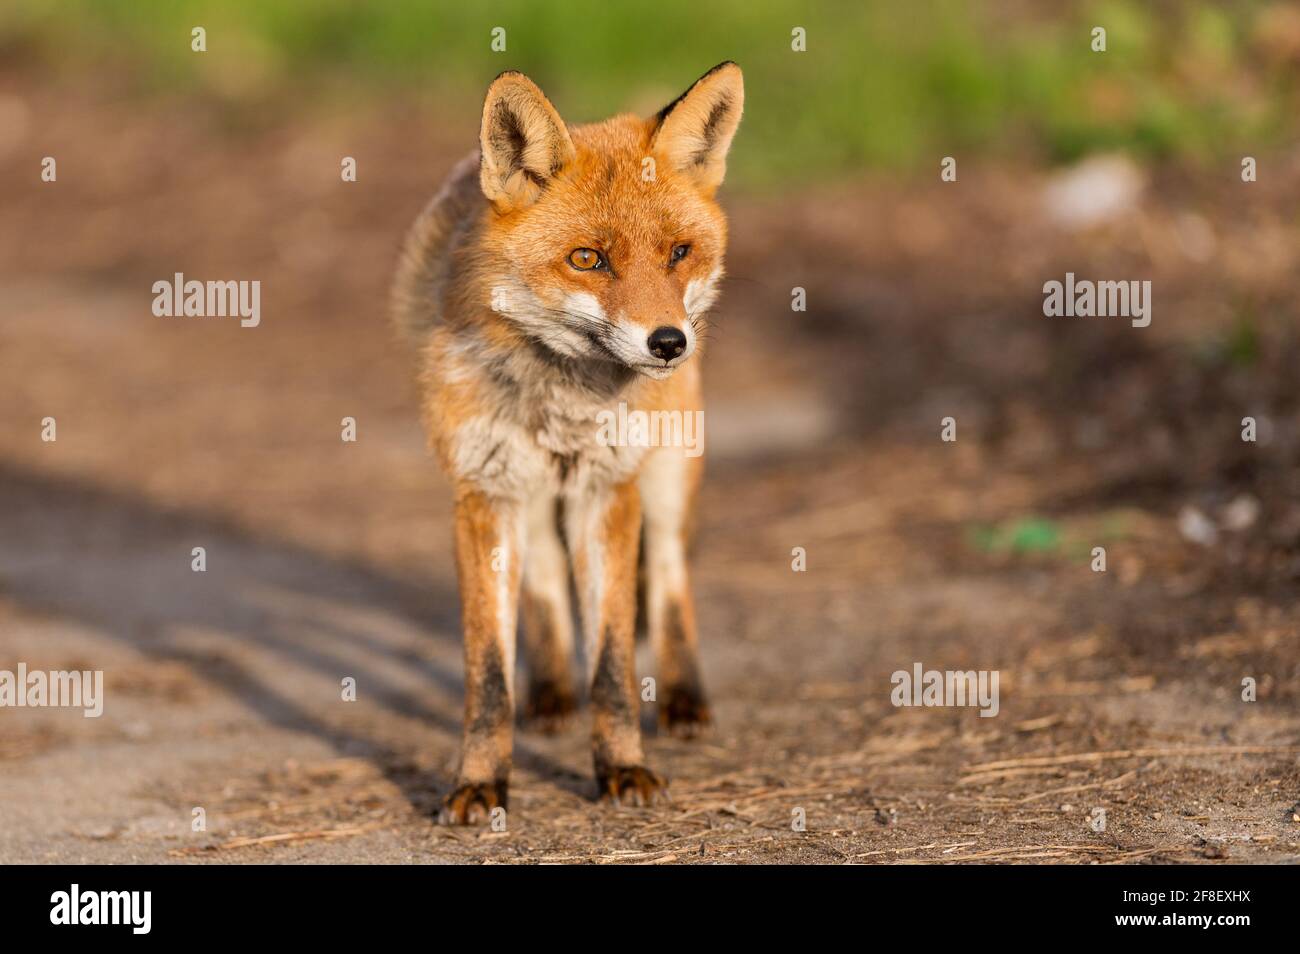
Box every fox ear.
[479,71,575,211]
[651,62,744,193]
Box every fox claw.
[596,765,670,807]
[438,781,507,826]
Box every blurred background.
[7,0,1300,181]
[1,1,1298,863]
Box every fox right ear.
[651,61,744,195]
[478,71,575,211]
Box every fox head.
[477,62,743,380]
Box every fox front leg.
[440,489,522,825]
[565,480,669,806]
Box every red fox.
[392,63,743,824]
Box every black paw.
[596,764,670,807]
[659,684,711,738]
[438,780,507,826]
[523,679,578,734]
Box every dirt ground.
[1,76,1298,864]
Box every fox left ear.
[479,71,576,211]
[651,61,744,193]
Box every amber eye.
[568,248,605,271]
[669,243,690,266]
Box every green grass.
[969,512,1133,563]
[2,0,1293,187]
[970,517,1063,557]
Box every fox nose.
[647,326,687,361]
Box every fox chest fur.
[428,329,652,501]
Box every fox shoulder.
[390,151,485,346]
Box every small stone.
[1221,495,1260,532]
[1041,155,1145,230]
[1178,506,1218,546]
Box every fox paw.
[596,764,670,807]
[659,685,712,738]
[438,781,507,826]
[523,679,578,734]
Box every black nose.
[647,326,687,361]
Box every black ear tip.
[487,69,537,94]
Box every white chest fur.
[446,352,647,501]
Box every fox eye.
[568,248,606,271]
[669,243,691,266]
